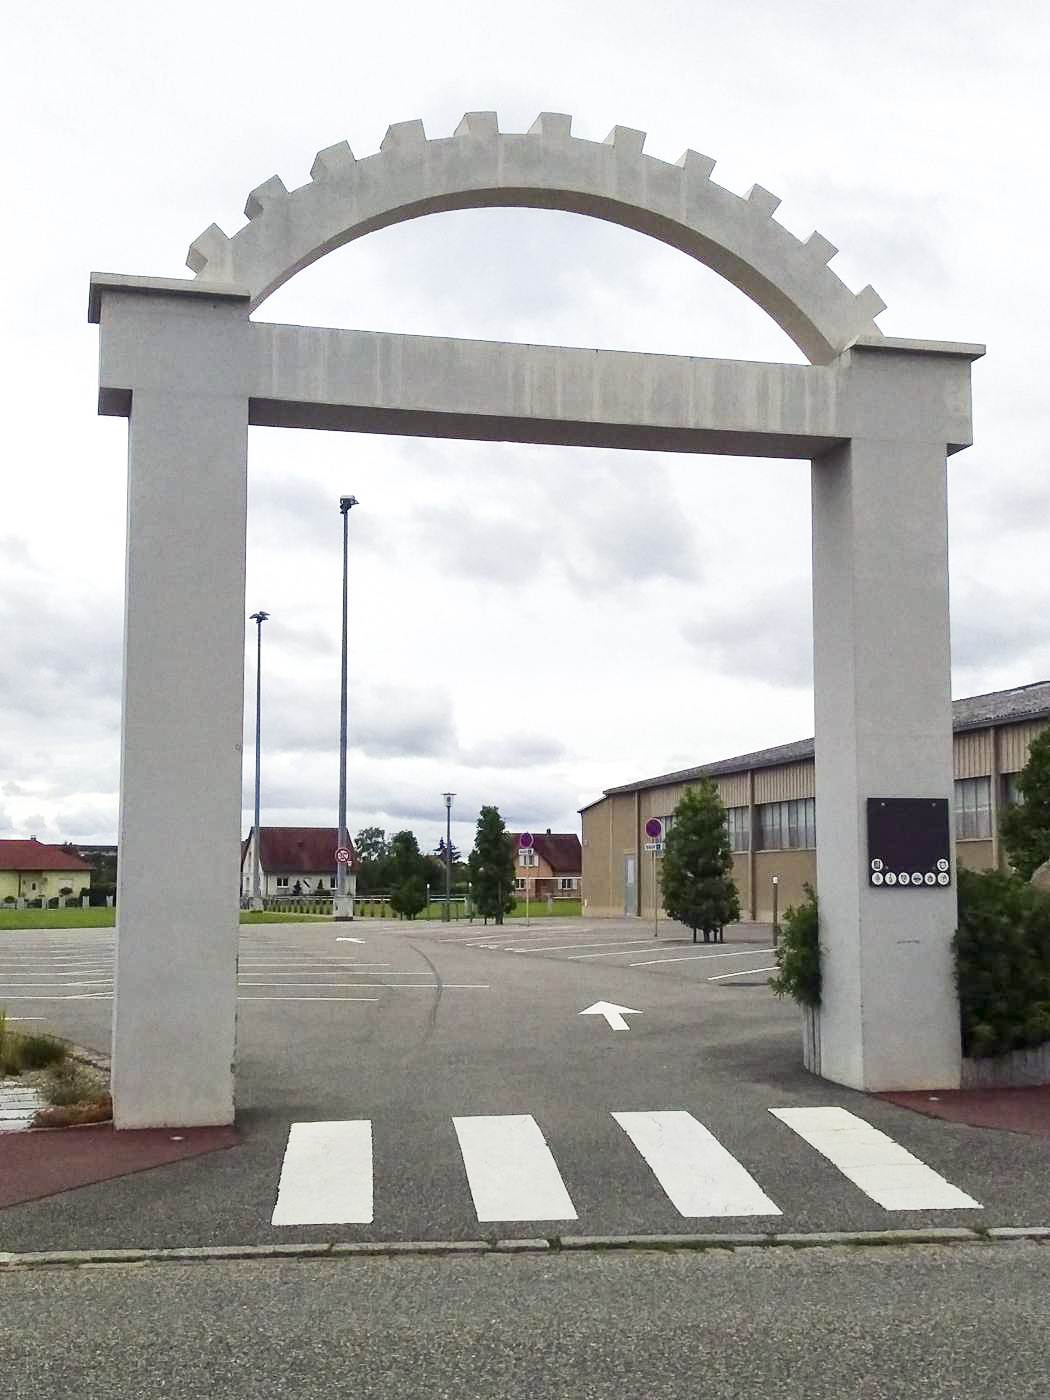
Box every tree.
[434,838,462,865]
[387,830,431,917]
[389,874,427,920]
[354,826,390,895]
[468,805,516,925]
[660,780,740,943]
[1001,726,1050,881]
[354,826,388,863]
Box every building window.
[724,806,751,853]
[757,797,816,850]
[1002,772,1024,808]
[514,878,526,891]
[276,876,289,889]
[955,776,992,839]
[560,877,577,890]
[519,849,537,867]
[329,876,336,888]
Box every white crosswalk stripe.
[769,1106,982,1210]
[270,1107,980,1227]
[612,1111,781,1217]
[272,1120,373,1225]
[453,1114,578,1223]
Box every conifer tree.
[660,779,740,943]
[468,805,516,925]
[1000,726,1050,880]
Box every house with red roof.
[508,830,582,900]
[0,838,93,903]
[240,827,357,898]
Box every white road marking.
[272,1121,373,1225]
[239,996,380,1003]
[613,1111,782,1218]
[453,1115,578,1223]
[707,965,777,981]
[630,947,775,968]
[335,937,365,943]
[506,939,659,954]
[769,1107,982,1210]
[569,943,687,960]
[579,1001,641,1031]
[237,982,489,989]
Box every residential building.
[0,838,93,902]
[509,830,583,899]
[240,827,357,898]
[581,679,1050,921]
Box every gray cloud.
[681,580,813,690]
[950,583,1050,675]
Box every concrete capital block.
[455,111,499,140]
[380,119,426,153]
[310,140,356,182]
[855,283,889,319]
[244,175,289,222]
[527,112,572,141]
[602,125,646,157]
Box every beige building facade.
[581,680,1050,922]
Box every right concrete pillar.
[810,346,963,1090]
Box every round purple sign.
[645,818,663,839]
[519,831,534,848]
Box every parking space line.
[272,1121,373,1225]
[708,965,777,981]
[630,947,775,968]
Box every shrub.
[953,867,1050,1058]
[43,1062,102,1107]
[769,884,821,1007]
[17,1033,67,1070]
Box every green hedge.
[953,867,1050,1059]
[769,884,821,1007]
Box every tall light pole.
[249,610,269,911]
[442,792,455,921]
[335,495,358,921]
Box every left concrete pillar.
[112,368,249,1126]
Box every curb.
[1,1227,1048,1271]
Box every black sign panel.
[866,798,951,889]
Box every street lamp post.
[249,610,269,911]
[335,495,358,921]
[442,793,455,922]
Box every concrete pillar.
[112,386,249,1128]
[811,380,960,1089]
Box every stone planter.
[961,1040,1050,1089]
[801,1004,821,1076]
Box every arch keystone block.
[455,111,499,139]
[603,125,646,157]
[244,175,289,221]
[745,183,782,217]
[855,284,888,320]
[381,119,427,152]
[674,149,717,181]
[528,112,572,141]
[185,223,232,276]
[310,140,356,182]
[805,231,839,265]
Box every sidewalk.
[880,1085,1050,1138]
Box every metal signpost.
[519,831,533,926]
[644,818,663,937]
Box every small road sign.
[644,841,664,853]
[644,818,663,840]
[519,832,534,848]
[335,847,351,863]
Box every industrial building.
[580,680,1050,921]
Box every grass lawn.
[0,908,328,931]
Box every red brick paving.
[880,1086,1050,1138]
[0,1124,239,1209]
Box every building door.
[623,855,636,916]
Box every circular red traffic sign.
[644,818,663,839]
[335,847,351,863]
[519,832,534,848]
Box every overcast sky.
[2,1,1048,855]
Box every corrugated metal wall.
[753,761,815,803]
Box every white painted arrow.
[579,1001,641,1031]
[335,937,365,943]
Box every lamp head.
[250,610,270,624]
[339,495,359,514]
[443,792,455,809]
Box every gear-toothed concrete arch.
[186,112,885,365]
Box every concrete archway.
[89,114,982,1126]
